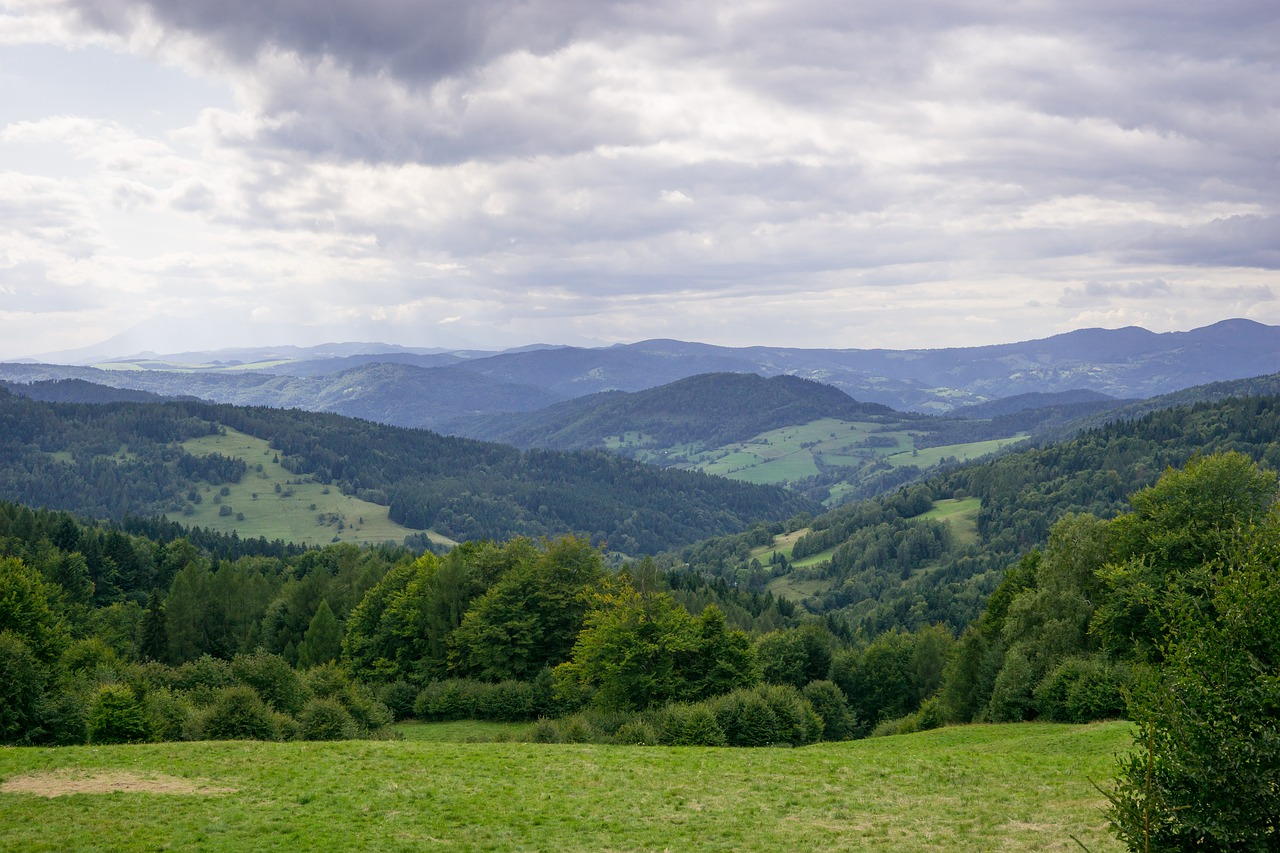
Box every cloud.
[0,0,1276,358]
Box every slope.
[0,388,818,555]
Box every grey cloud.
[64,0,639,80]
[1122,215,1280,270]
[1059,279,1174,309]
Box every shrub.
[376,680,418,721]
[986,648,1035,722]
[803,680,857,741]
[915,695,946,731]
[232,651,305,716]
[299,697,357,741]
[142,688,191,742]
[530,717,561,743]
[199,685,279,741]
[614,720,659,746]
[172,655,236,705]
[658,704,727,747]
[87,684,149,744]
[414,680,470,721]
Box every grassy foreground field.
[0,722,1130,852]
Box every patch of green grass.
[395,721,532,742]
[0,722,1131,852]
[887,436,1029,469]
[920,498,981,548]
[180,427,452,548]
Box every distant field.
[180,427,450,548]
[0,722,1129,852]
[921,497,982,548]
[685,418,1025,502]
[887,436,1028,469]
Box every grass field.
[179,427,451,548]
[684,418,1026,503]
[0,722,1130,852]
[887,436,1028,469]
[921,497,982,548]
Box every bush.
[530,717,561,743]
[298,697,357,741]
[915,695,946,731]
[172,655,236,705]
[472,680,538,722]
[87,684,149,744]
[40,688,89,746]
[657,704,727,747]
[377,680,418,721]
[986,649,1035,722]
[414,680,470,721]
[142,688,191,742]
[199,685,279,741]
[232,651,305,716]
[302,664,392,734]
[614,720,659,746]
[803,680,857,741]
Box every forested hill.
[447,372,902,450]
[673,390,1280,636]
[0,388,818,555]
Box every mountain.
[6,319,1280,424]
[448,373,899,450]
[0,362,564,430]
[0,378,182,404]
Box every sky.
[1,0,1278,360]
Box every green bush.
[232,651,305,716]
[657,704,727,747]
[298,697,357,740]
[530,717,561,743]
[414,680,470,721]
[1034,657,1129,723]
[142,688,191,742]
[803,680,857,741]
[614,720,659,745]
[87,684,149,744]
[172,655,236,705]
[199,685,279,741]
[376,680,418,721]
[986,649,1035,722]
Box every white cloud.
[0,0,1277,359]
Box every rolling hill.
[0,388,818,555]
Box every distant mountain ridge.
[449,373,900,450]
[4,319,1280,425]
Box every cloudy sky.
[1,0,1277,359]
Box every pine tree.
[137,590,168,663]
[297,600,342,669]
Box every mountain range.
[3,319,1279,432]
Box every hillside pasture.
[0,722,1129,852]
[179,427,449,548]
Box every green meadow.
[684,418,1026,501]
[179,428,452,548]
[0,722,1129,852]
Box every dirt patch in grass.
[1,770,236,798]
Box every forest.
[0,387,815,554]
[4,387,1280,848]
